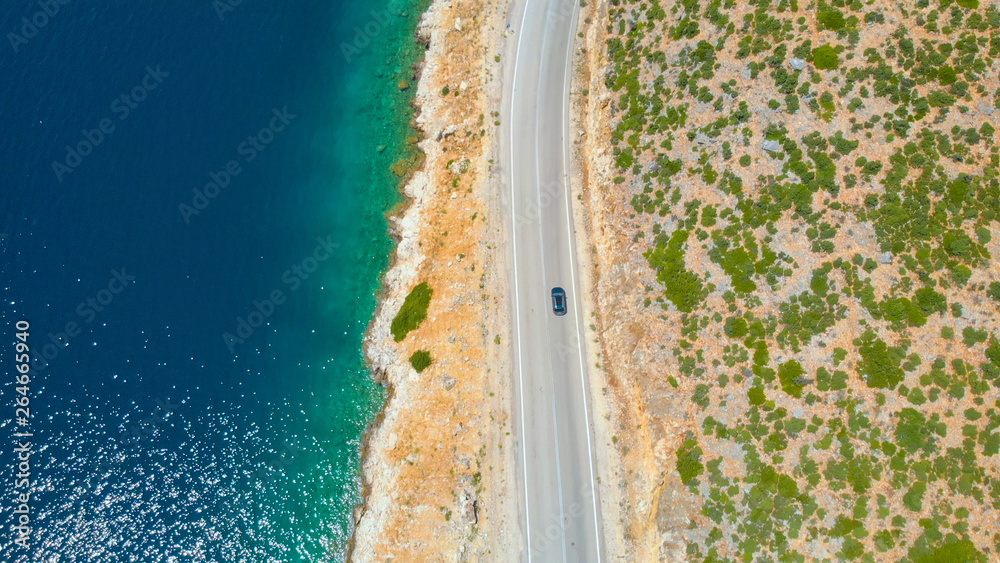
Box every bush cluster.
[391,282,433,341]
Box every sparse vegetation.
[391,282,433,341]
[409,349,432,373]
[813,44,840,70]
[595,0,1000,559]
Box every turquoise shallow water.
[0,1,426,561]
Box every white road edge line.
[558,0,604,560]
[509,0,534,560]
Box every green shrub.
[753,343,770,367]
[987,282,1000,301]
[952,264,973,286]
[832,348,847,366]
[672,17,700,40]
[937,66,958,86]
[717,247,757,293]
[865,11,886,25]
[724,316,749,338]
[817,9,846,31]
[895,408,937,455]
[880,297,927,328]
[902,481,926,511]
[928,90,956,108]
[874,530,895,552]
[785,94,800,113]
[857,334,905,389]
[955,0,979,7]
[645,230,706,313]
[810,150,837,192]
[910,538,985,563]
[409,350,433,373]
[943,231,974,260]
[839,537,865,560]
[391,282,433,341]
[693,384,711,408]
[830,132,858,154]
[962,326,988,346]
[701,206,717,227]
[813,45,840,70]
[913,288,947,316]
[676,438,704,486]
[977,227,992,244]
[778,360,805,397]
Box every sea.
[0,1,425,561]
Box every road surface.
[500,0,606,561]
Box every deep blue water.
[0,2,424,561]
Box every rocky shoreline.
[349,1,520,561]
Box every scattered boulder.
[762,139,781,152]
[442,375,457,390]
[790,58,806,70]
[437,125,457,140]
[460,490,478,524]
[390,158,411,177]
[397,79,410,91]
[878,252,893,264]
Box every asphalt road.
[500,0,606,561]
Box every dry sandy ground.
[349,0,522,561]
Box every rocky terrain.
[575,0,1000,561]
